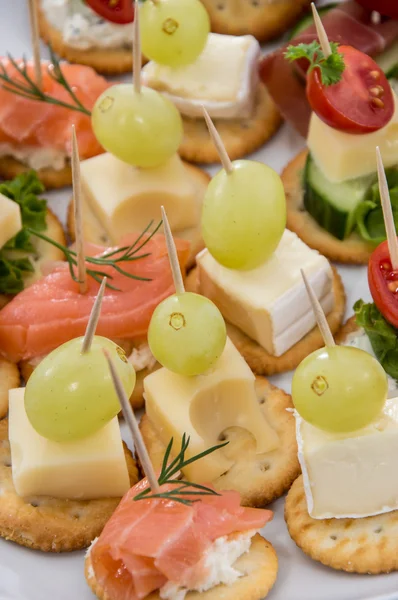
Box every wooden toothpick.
[301,269,335,347]
[311,2,332,58]
[104,350,160,493]
[28,0,42,89]
[202,107,233,174]
[376,146,398,270]
[81,277,106,354]
[71,125,88,294]
[133,0,141,93]
[161,206,185,295]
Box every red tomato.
[306,45,395,134]
[368,240,398,329]
[355,0,398,19]
[85,0,135,24]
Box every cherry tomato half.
[355,0,398,19]
[368,240,398,329]
[85,0,135,24]
[306,45,395,134]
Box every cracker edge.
[85,533,278,600]
[0,156,72,190]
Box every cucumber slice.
[288,3,338,39]
[375,41,398,79]
[304,154,375,240]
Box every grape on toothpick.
[91,0,183,168]
[148,206,227,376]
[25,277,136,442]
[140,0,210,67]
[201,108,286,271]
[292,270,387,433]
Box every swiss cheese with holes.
[144,338,279,483]
[8,388,130,500]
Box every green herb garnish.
[284,40,345,86]
[0,171,47,295]
[355,168,398,244]
[354,299,398,381]
[27,219,162,291]
[134,434,229,506]
[0,47,91,116]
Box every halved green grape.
[292,346,387,433]
[202,160,286,271]
[140,0,210,67]
[25,336,136,442]
[148,292,227,376]
[91,84,183,167]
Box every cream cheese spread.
[128,343,157,373]
[41,0,133,50]
[0,143,67,171]
[142,33,260,120]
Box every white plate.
[1,2,398,599]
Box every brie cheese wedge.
[197,230,334,357]
[142,33,260,120]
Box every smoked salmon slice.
[0,59,110,159]
[91,478,272,600]
[0,234,190,362]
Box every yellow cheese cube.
[0,193,22,248]
[307,93,398,182]
[80,152,199,243]
[144,339,279,483]
[9,388,130,500]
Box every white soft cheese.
[0,143,67,171]
[160,531,255,600]
[41,0,133,50]
[307,92,398,182]
[343,329,398,398]
[197,229,334,357]
[295,397,398,519]
[128,343,156,372]
[142,33,260,119]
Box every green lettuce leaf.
[354,299,398,380]
[355,168,398,244]
[0,171,47,295]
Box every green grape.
[292,346,387,433]
[91,84,183,168]
[148,292,226,376]
[140,0,210,67]
[25,337,136,442]
[201,160,286,271]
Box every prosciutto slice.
[259,1,398,136]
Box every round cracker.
[0,156,72,190]
[283,150,374,264]
[201,0,311,42]
[0,361,20,419]
[36,0,146,75]
[67,161,210,269]
[0,418,138,552]
[20,339,160,411]
[85,533,278,600]
[285,475,398,574]
[179,84,282,164]
[0,208,66,309]
[186,266,346,376]
[140,376,300,507]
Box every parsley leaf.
[284,40,345,86]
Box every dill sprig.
[0,46,91,116]
[134,434,229,506]
[26,219,162,291]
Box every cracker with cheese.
[0,156,73,191]
[285,476,398,574]
[0,415,138,552]
[141,374,300,507]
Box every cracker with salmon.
[200,0,311,42]
[0,418,138,552]
[179,85,282,164]
[141,376,300,507]
[285,475,398,574]
[185,266,346,376]
[282,150,374,264]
